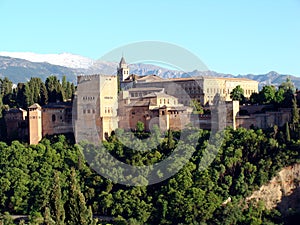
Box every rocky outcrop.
[247,164,300,215]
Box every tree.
[65,168,96,225]
[260,85,276,104]
[0,77,13,96]
[230,85,245,102]
[40,83,48,106]
[274,87,285,104]
[16,83,26,108]
[45,76,64,103]
[250,92,262,104]
[136,121,145,133]
[279,77,296,93]
[190,99,203,114]
[49,171,65,225]
[285,122,291,142]
[292,96,299,125]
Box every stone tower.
[74,75,118,143]
[28,103,42,145]
[117,56,129,82]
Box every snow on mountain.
[0,52,94,69]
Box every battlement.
[77,74,117,83]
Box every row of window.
[82,96,95,101]
[83,109,96,114]
[29,116,41,119]
[206,88,256,95]
[105,107,113,114]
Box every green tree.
[285,122,291,142]
[190,99,204,114]
[274,87,285,104]
[230,85,245,102]
[279,77,296,93]
[260,85,276,104]
[16,83,26,108]
[45,76,64,103]
[136,121,144,133]
[292,96,299,125]
[0,78,13,96]
[49,171,65,225]
[40,82,48,105]
[65,168,96,225]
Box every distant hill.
[0,56,81,84]
[0,53,299,90]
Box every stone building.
[236,106,292,129]
[4,102,73,144]
[4,108,28,140]
[42,102,73,136]
[118,88,193,132]
[28,103,42,145]
[118,56,258,106]
[74,74,118,143]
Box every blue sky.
[0,0,299,76]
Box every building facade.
[118,89,193,132]
[74,74,118,143]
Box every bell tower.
[117,56,129,82]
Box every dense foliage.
[0,76,75,111]
[249,78,296,107]
[0,125,299,224]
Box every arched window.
[52,114,56,122]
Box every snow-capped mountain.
[0,52,300,89]
[0,52,94,69]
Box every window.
[52,114,56,122]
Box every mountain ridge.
[0,53,299,89]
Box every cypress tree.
[49,171,65,225]
[292,96,299,125]
[285,122,291,142]
[65,168,96,225]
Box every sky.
[0,0,299,76]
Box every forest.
[0,124,299,224]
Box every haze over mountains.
[0,52,299,89]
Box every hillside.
[247,163,300,215]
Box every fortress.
[4,57,292,145]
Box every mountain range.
[0,52,299,90]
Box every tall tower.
[28,103,42,145]
[117,56,129,82]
